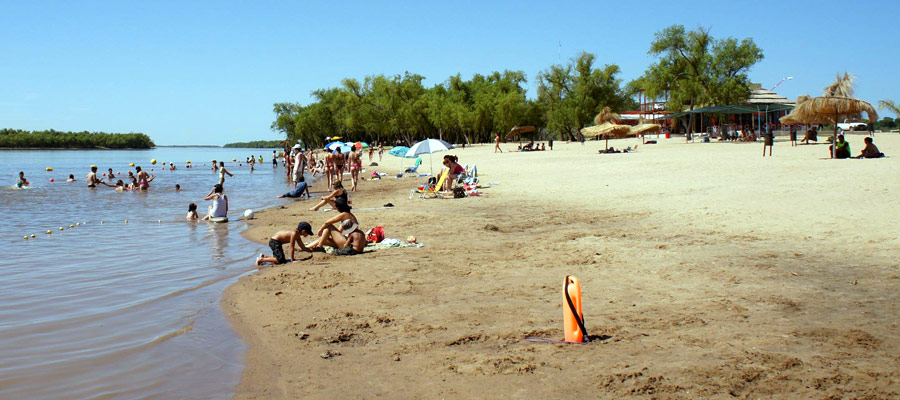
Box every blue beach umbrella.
[339,144,353,154]
[388,146,414,158]
[325,141,342,151]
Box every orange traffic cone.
[563,275,589,343]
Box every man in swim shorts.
[256,221,314,266]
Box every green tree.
[631,25,763,132]
[537,52,629,141]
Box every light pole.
[770,76,793,91]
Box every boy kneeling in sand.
[256,221,314,266]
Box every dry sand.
[224,134,900,399]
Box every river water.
[0,147,302,399]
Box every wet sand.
[224,134,900,398]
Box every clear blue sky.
[2,1,898,145]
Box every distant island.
[0,129,154,149]
[223,140,284,148]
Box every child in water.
[66,174,76,182]
[16,172,29,188]
[256,221,314,266]
[186,203,199,221]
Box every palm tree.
[877,100,900,118]
[823,72,855,97]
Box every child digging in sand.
[256,221,314,266]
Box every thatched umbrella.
[581,122,631,149]
[630,123,661,137]
[779,75,878,157]
[505,125,536,141]
[589,107,628,148]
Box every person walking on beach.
[256,221,314,266]
[378,143,384,162]
[217,161,233,186]
[763,125,774,157]
[348,149,362,191]
[86,166,102,188]
[368,145,375,162]
[292,145,306,186]
[494,133,503,153]
[789,126,798,147]
[333,150,345,183]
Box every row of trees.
[273,25,765,146]
[223,140,284,148]
[0,129,154,149]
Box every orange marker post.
[563,275,588,343]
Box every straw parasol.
[630,123,661,136]
[505,125,536,141]
[587,107,629,148]
[779,74,878,157]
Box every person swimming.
[66,174,76,182]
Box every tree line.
[0,129,155,149]
[223,140,284,148]
[272,25,765,147]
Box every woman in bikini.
[309,181,348,212]
[135,166,155,191]
[323,151,334,188]
[333,150,345,184]
[348,149,362,191]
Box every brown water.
[0,148,297,399]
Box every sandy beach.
[224,134,900,398]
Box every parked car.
[837,122,868,131]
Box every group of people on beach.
[258,180,366,265]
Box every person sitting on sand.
[307,219,367,256]
[16,171,28,188]
[442,155,465,191]
[277,176,311,199]
[203,184,228,220]
[830,134,851,159]
[309,181,348,211]
[800,127,818,144]
[186,203,199,221]
[256,221,314,265]
[856,137,885,159]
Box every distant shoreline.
[0,147,154,150]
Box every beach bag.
[366,226,385,243]
[452,186,466,198]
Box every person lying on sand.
[256,221,314,265]
[307,219,367,256]
[277,176,311,199]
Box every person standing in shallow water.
[86,166,102,188]
[217,161,233,186]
